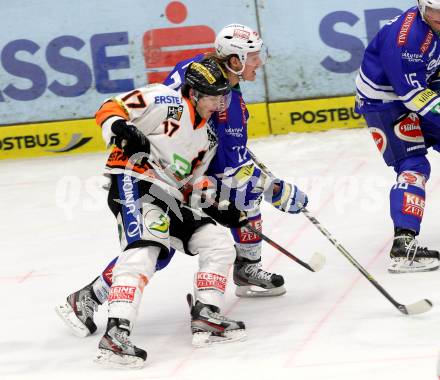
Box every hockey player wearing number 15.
[355,0,440,273]
[56,59,250,368]
[165,24,309,297]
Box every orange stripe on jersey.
[184,97,195,125]
[95,100,129,127]
[183,97,206,130]
[195,118,206,130]
[106,147,159,177]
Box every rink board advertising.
[269,96,366,134]
[0,0,412,159]
[0,119,105,160]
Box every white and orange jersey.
[95,84,217,201]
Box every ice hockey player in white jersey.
[57,58,250,368]
[164,24,308,297]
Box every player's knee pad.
[396,170,427,190]
[395,155,431,180]
[113,246,160,281]
[108,246,160,323]
[193,223,235,272]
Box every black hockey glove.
[111,119,150,159]
[204,201,249,228]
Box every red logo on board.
[143,1,216,84]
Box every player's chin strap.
[191,91,200,111]
[246,148,432,315]
[225,63,244,81]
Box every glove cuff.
[102,116,125,147]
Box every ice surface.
[2,129,440,380]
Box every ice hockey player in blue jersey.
[356,0,440,273]
[163,24,308,297]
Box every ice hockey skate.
[55,278,100,337]
[187,294,246,347]
[388,229,439,273]
[95,318,147,368]
[233,257,286,297]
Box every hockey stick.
[244,223,325,272]
[131,151,323,273]
[246,148,433,315]
[196,193,324,272]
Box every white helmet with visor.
[418,0,440,18]
[214,24,267,75]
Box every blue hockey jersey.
[163,53,205,90]
[356,6,440,125]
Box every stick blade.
[308,252,326,272]
[400,299,433,315]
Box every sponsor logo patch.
[394,113,424,143]
[190,62,216,84]
[412,89,437,109]
[421,30,434,54]
[233,29,250,40]
[402,172,417,184]
[402,192,425,219]
[401,51,423,63]
[369,127,387,154]
[154,95,182,105]
[108,286,136,302]
[238,218,262,243]
[397,12,416,47]
[145,209,169,239]
[397,171,426,189]
[102,266,114,285]
[167,105,184,121]
[196,272,227,292]
[427,54,440,71]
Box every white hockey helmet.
[214,24,265,75]
[418,0,440,18]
